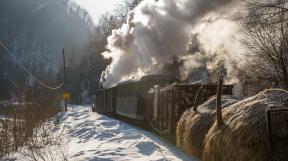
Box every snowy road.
[62,105,196,161]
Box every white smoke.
[101,0,244,88]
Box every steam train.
[92,75,233,134]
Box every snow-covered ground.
[65,106,196,161]
[9,105,197,161]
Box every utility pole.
[63,49,68,111]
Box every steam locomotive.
[92,75,233,134]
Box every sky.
[72,0,122,24]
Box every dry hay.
[202,89,288,161]
[176,95,238,158]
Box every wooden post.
[266,109,274,161]
[216,76,224,128]
[63,49,67,111]
[193,84,204,111]
[170,88,175,133]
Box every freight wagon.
[146,83,233,134]
[92,75,179,120]
[93,87,116,115]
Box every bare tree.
[243,0,288,90]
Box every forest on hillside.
[0,0,140,103]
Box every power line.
[0,41,64,90]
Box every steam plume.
[101,0,243,87]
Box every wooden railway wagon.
[115,80,140,119]
[146,84,234,134]
[92,75,179,119]
[93,87,116,115]
[115,75,179,120]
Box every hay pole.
[193,84,204,111]
[216,76,224,128]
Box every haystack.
[176,95,238,158]
[202,89,288,161]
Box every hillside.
[0,0,92,100]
